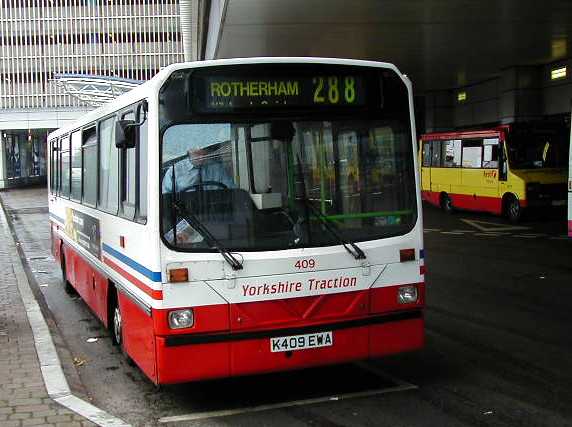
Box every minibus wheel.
[505,194,521,223]
[440,193,454,214]
[60,251,75,295]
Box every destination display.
[197,74,367,111]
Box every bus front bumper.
[154,310,424,384]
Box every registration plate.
[270,331,333,353]
[552,200,566,206]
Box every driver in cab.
[161,144,235,194]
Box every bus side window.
[442,140,461,167]
[49,139,56,194]
[82,127,98,207]
[99,116,119,214]
[70,130,82,202]
[461,139,483,168]
[431,140,442,167]
[60,135,71,198]
[120,111,137,220]
[136,102,148,223]
[482,138,499,169]
[499,141,508,181]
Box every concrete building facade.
[0,0,184,188]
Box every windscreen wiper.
[299,197,366,260]
[294,156,366,260]
[172,201,243,270]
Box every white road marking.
[158,363,417,424]
[424,228,442,232]
[474,233,501,237]
[460,219,531,232]
[450,230,475,233]
[440,231,465,235]
[512,234,537,238]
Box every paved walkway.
[0,187,95,427]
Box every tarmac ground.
[1,186,571,427]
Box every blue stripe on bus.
[49,212,65,224]
[102,243,162,282]
[420,249,425,259]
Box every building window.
[98,116,119,214]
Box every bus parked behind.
[421,124,567,222]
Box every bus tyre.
[111,295,135,366]
[60,253,75,295]
[505,194,521,223]
[440,193,454,214]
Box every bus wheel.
[60,253,75,295]
[505,194,521,223]
[440,193,454,214]
[110,291,134,366]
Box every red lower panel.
[370,283,425,314]
[422,190,441,207]
[229,325,370,377]
[423,190,503,214]
[369,318,425,357]
[156,338,230,384]
[230,290,370,332]
[568,220,572,237]
[450,193,502,214]
[119,292,157,383]
[154,317,424,384]
[153,304,230,336]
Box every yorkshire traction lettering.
[241,276,358,297]
[210,80,300,98]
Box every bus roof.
[420,126,509,141]
[48,57,403,140]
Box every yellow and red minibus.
[421,124,567,221]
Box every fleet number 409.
[294,258,316,269]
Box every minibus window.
[442,140,461,167]
[431,141,442,167]
[461,139,483,168]
[422,142,431,167]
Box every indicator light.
[168,267,188,283]
[399,248,415,262]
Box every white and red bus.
[48,58,425,385]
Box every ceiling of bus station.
[209,0,572,92]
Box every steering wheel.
[183,180,228,192]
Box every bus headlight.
[397,285,418,304]
[168,309,194,329]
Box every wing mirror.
[115,120,137,149]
